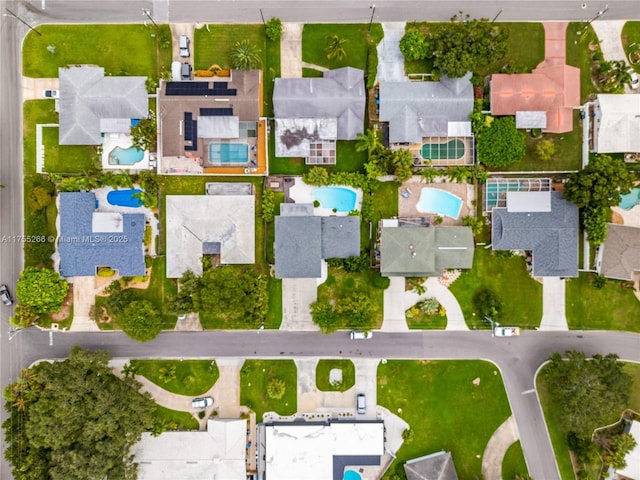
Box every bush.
[343,252,369,273]
[416,298,440,315]
[472,287,502,321]
[536,139,555,162]
[267,378,286,400]
[262,188,276,223]
[399,30,429,61]
[303,166,330,186]
[97,267,116,277]
[265,17,283,41]
[313,200,320,208]
[372,273,391,290]
[27,186,52,211]
[477,117,526,167]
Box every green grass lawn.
[263,36,281,117]
[449,248,543,329]
[622,22,640,73]
[302,67,324,77]
[499,112,582,172]
[155,405,199,431]
[379,360,517,479]
[403,22,545,76]
[371,180,400,223]
[566,23,600,102]
[502,441,529,479]
[537,362,640,480]
[194,24,266,71]
[301,24,384,84]
[317,267,385,329]
[22,24,172,83]
[316,359,355,392]
[240,360,297,420]
[565,272,640,332]
[42,127,98,173]
[130,359,220,396]
[405,310,448,329]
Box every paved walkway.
[280,22,303,78]
[417,278,468,331]
[68,276,101,332]
[381,277,410,331]
[376,23,408,83]
[280,278,318,331]
[539,277,568,331]
[482,415,520,480]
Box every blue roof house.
[58,192,146,277]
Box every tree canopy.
[3,346,157,480]
[564,155,633,209]
[399,29,430,61]
[477,116,526,167]
[15,267,69,313]
[120,299,163,342]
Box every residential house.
[613,420,640,480]
[404,451,459,480]
[378,73,475,165]
[592,94,640,153]
[58,66,148,145]
[596,224,640,281]
[491,191,579,277]
[57,192,145,277]
[133,418,247,480]
[273,67,366,164]
[157,70,267,174]
[490,63,580,134]
[274,204,360,278]
[165,184,255,278]
[379,220,474,277]
[257,420,384,480]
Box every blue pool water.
[619,188,640,210]
[417,188,463,219]
[312,187,357,212]
[343,471,362,480]
[107,189,143,208]
[108,146,144,165]
[208,143,249,163]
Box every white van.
[350,330,372,340]
[171,61,181,81]
[179,35,190,58]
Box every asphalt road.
[1,1,640,479]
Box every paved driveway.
[281,278,318,330]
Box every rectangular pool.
[208,143,249,164]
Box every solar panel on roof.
[199,108,233,116]
[213,82,228,89]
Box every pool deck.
[398,177,475,226]
[611,205,640,228]
[288,178,363,216]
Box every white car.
[43,89,59,98]
[191,396,213,409]
[494,326,521,337]
[350,330,372,340]
[627,68,639,90]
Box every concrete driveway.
[281,278,318,330]
[540,277,568,331]
[353,358,379,419]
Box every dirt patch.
[611,210,625,224]
[96,267,152,297]
[51,285,73,321]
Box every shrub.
[267,378,286,400]
[303,166,330,186]
[416,297,440,315]
[27,186,52,211]
[472,288,502,321]
[343,252,369,273]
[313,200,320,208]
[230,40,262,70]
[399,30,429,61]
[97,267,116,277]
[536,139,555,162]
[372,273,391,290]
[477,117,526,167]
[265,17,283,41]
[262,188,276,223]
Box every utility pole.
[368,4,376,32]
[141,8,159,31]
[3,9,42,36]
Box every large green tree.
[431,13,509,78]
[542,350,631,439]
[564,155,633,209]
[15,267,69,313]
[477,116,526,167]
[130,112,156,152]
[399,29,430,61]
[120,299,163,342]
[3,346,157,480]
[604,432,637,469]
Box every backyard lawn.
[371,180,400,222]
[42,127,97,174]
[378,360,524,479]
[130,359,220,396]
[316,359,355,392]
[155,405,199,431]
[449,248,543,329]
[240,360,297,420]
[566,272,640,332]
[268,139,368,176]
[566,23,600,102]
[22,24,172,82]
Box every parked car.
[356,394,366,414]
[181,62,192,80]
[0,284,13,306]
[191,396,213,409]
[179,35,190,58]
[494,326,521,337]
[627,68,639,89]
[350,330,372,340]
[43,89,59,98]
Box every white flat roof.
[265,422,384,480]
[506,191,551,212]
[92,212,124,232]
[616,420,640,480]
[515,110,547,129]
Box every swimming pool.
[421,139,465,160]
[107,189,143,208]
[208,143,249,163]
[417,188,463,219]
[108,146,145,165]
[313,187,357,212]
[343,470,362,480]
[619,188,640,210]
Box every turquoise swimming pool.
[313,187,357,212]
[619,188,640,210]
[417,188,463,219]
[107,189,143,208]
[343,470,362,480]
[208,143,249,163]
[108,146,144,165]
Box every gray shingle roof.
[598,224,640,281]
[492,192,579,277]
[380,226,474,277]
[404,451,459,480]
[274,215,360,278]
[58,66,148,145]
[273,67,365,140]
[379,73,474,143]
[58,192,145,277]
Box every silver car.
[0,284,13,306]
[191,396,213,409]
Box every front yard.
[240,360,297,420]
[130,359,220,396]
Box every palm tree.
[446,166,470,183]
[355,129,382,156]
[230,40,262,70]
[598,59,631,92]
[326,35,348,61]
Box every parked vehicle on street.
[627,68,639,89]
[350,330,372,340]
[494,326,521,337]
[191,396,213,409]
[0,284,13,306]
